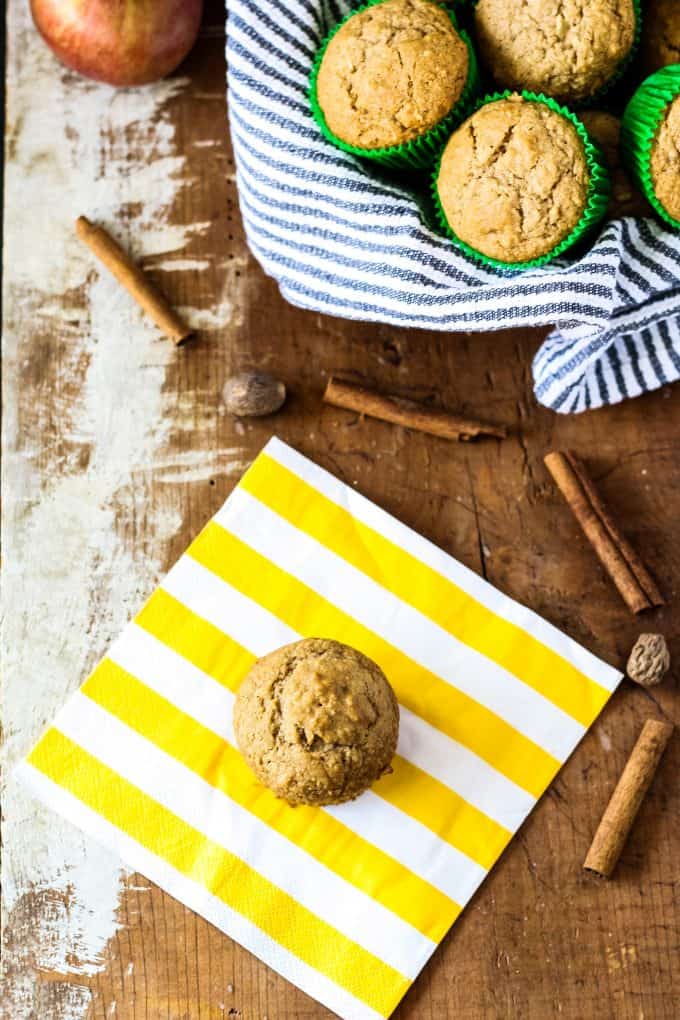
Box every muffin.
[435,94,606,266]
[622,66,680,229]
[233,638,399,806]
[580,111,650,218]
[313,0,472,160]
[641,0,680,75]
[474,0,637,105]
[649,96,680,224]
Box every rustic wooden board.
[2,2,679,1018]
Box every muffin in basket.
[434,93,610,269]
[474,0,638,105]
[622,65,680,229]
[650,97,680,225]
[311,0,478,168]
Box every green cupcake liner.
[468,0,642,110]
[309,0,481,170]
[621,65,680,231]
[431,91,612,272]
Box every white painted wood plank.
[1,4,235,1015]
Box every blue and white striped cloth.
[225,0,680,413]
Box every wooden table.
[3,2,679,1018]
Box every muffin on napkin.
[234,638,399,805]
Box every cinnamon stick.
[544,450,664,614]
[323,377,507,441]
[584,719,673,877]
[75,216,192,345]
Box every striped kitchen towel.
[225,0,680,414]
[19,438,621,1020]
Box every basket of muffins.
[308,0,680,271]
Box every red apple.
[30,0,204,86]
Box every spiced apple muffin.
[622,66,680,228]
[234,638,399,806]
[435,95,596,265]
[474,0,637,105]
[314,0,470,151]
[649,95,680,224]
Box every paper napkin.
[18,437,621,1020]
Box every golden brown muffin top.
[233,638,399,806]
[474,0,636,104]
[650,95,680,223]
[437,96,590,264]
[316,0,469,150]
[641,0,680,75]
[580,111,650,219]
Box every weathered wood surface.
[2,1,678,1017]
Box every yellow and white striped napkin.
[19,437,621,1020]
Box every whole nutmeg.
[626,633,670,687]
[222,372,286,417]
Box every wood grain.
[3,1,679,1017]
